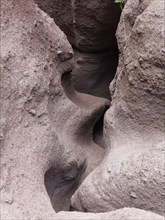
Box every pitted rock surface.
[1,0,165,219]
[70,0,165,215]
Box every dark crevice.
[44,160,87,212]
[45,53,118,212]
[45,69,112,212]
[72,44,119,54]
[93,107,109,148]
[45,10,120,213]
[61,70,110,110]
[45,48,119,212]
[71,49,119,100]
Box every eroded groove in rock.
[34,0,121,99]
[70,0,165,216]
[61,70,111,110]
[2,0,164,219]
[93,109,108,148]
[21,0,119,214]
[44,65,111,212]
[44,160,87,212]
[71,50,119,99]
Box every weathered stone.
[71,50,118,99]
[34,0,121,52]
[1,0,110,218]
[70,0,165,215]
[1,0,165,219]
[57,208,164,220]
[34,0,121,99]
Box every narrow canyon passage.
[71,49,119,100]
[1,0,165,219]
[35,0,121,100]
[44,24,120,214]
[34,0,122,213]
[44,68,112,212]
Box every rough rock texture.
[1,0,165,219]
[34,0,121,99]
[1,0,72,218]
[71,0,165,216]
[1,0,109,218]
[34,0,121,52]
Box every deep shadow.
[93,107,109,148]
[44,160,86,212]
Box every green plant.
[115,0,125,3]
[114,0,125,10]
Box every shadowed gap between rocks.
[44,159,87,212]
[44,62,117,212]
[33,1,121,212]
[44,12,120,213]
[93,111,107,148]
[71,49,119,100]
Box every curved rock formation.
[34,0,121,52]
[1,0,165,219]
[1,0,109,218]
[34,0,121,99]
[70,0,165,216]
[71,50,119,99]
[57,208,164,220]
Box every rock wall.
[35,0,121,99]
[1,0,165,219]
[34,0,121,52]
[1,0,109,218]
[70,0,165,215]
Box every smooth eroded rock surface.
[70,0,165,215]
[34,0,121,100]
[57,208,164,220]
[1,0,164,219]
[1,0,110,218]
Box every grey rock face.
[1,0,109,218]
[1,0,73,218]
[1,0,165,219]
[57,208,164,220]
[34,0,121,52]
[34,0,121,99]
[70,0,165,215]
[71,50,119,99]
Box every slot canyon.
[1,0,165,219]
